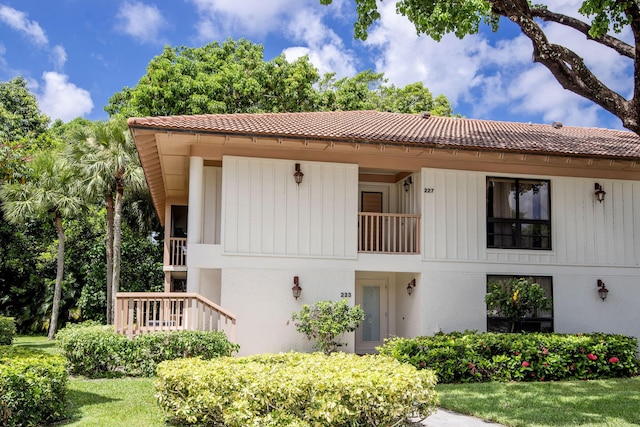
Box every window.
[486,275,553,333]
[487,177,551,249]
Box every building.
[123,110,640,356]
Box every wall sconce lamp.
[292,276,302,300]
[594,183,606,203]
[597,279,609,301]
[294,163,304,186]
[406,279,416,295]
[403,176,413,192]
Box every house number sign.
[340,292,352,298]
[424,188,435,193]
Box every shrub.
[156,352,438,426]
[291,299,365,354]
[55,323,239,377]
[486,277,552,332]
[0,316,16,345]
[55,322,129,377]
[126,329,240,376]
[0,346,68,427]
[379,331,640,383]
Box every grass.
[14,335,61,355]
[436,377,640,427]
[14,336,167,426]
[12,335,640,426]
[56,377,165,426]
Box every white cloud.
[51,45,67,70]
[364,2,488,104]
[116,1,167,44]
[37,72,93,122]
[189,0,300,38]
[284,9,356,77]
[0,5,47,45]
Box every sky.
[0,0,632,130]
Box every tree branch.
[530,8,634,59]
[490,0,638,133]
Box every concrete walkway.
[419,408,507,426]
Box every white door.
[355,278,388,354]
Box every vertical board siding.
[422,169,640,266]
[222,156,357,258]
[203,167,222,244]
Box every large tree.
[321,0,640,134]
[0,152,83,339]
[106,38,453,118]
[66,118,145,324]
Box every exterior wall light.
[292,276,302,300]
[294,163,304,185]
[597,279,609,301]
[403,176,413,192]
[406,278,416,295]
[594,183,606,203]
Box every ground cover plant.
[55,322,239,377]
[379,331,639,383]
[436,377,640,427]
[156,352,438,426]
[0,345,68,427]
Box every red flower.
[469,363,474,369]
[542,348,549,355]
[587,353,598,361]
[522,361,530,367]
[514,351,520,356]
[609,357,619,364]
[569,364,574,371]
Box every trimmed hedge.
[55,323,239,377]
[0,316,16,345]
[379,332,640,383]
[156,352,438,426]
[0,346,68,427]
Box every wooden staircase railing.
[114,292,236,342]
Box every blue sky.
[0,1,632,130]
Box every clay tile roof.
[127,110,640,159]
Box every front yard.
[13,336,640,426]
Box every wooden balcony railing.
[114,292,236,341]
[168,237,187,266]
[358,213,421,254]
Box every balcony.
[168,237,187,266]
[358,213,421,254]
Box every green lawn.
[14,335,61,355]
[436,377,640,427]
[13,336,640,426]
[58,378,165,427]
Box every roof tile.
[128,110,640,159]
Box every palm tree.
[0,152,83,339]
[66,117,145,323]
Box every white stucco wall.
[220,268,356,356]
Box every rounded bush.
[156,352,438,426]
[0,346,68,427]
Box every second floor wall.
[219,156,359,258]
[422,168,640,266]
[189,156,640,267]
